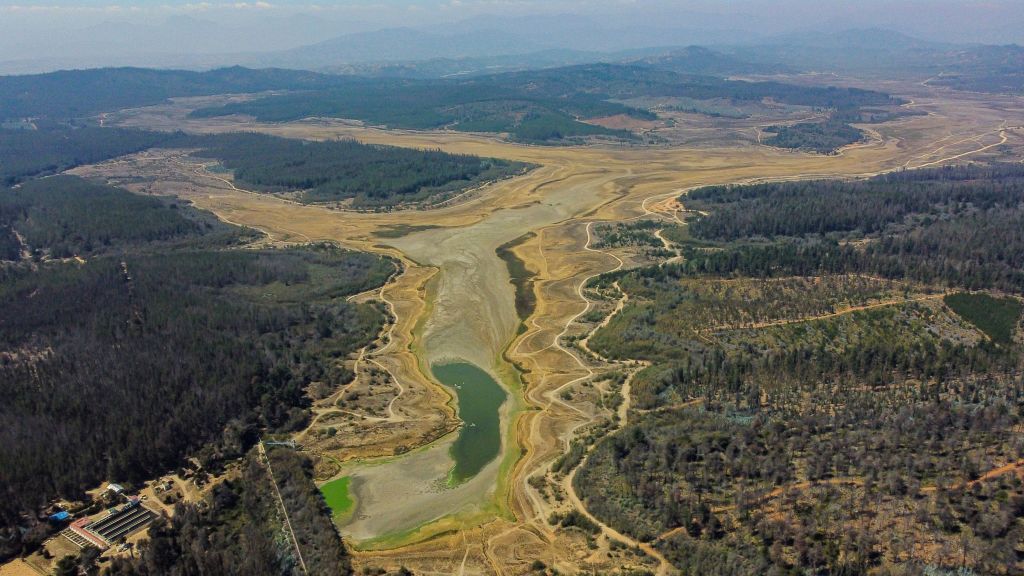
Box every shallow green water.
[320,476,354,521]
[432,362,507,485]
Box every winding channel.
[336,170,623,546]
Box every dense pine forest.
[191,132,526,206]
[679,164,1024,292]
[575,163,1024,575]
[0,125,526,209]
[0,176,243,258]
[0,176,392,561]
[762,116,866,154]
[0,127,194,186]
[0,67,345,122]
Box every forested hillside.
[680,164,1024,291]
[574,163,1024,574]
[0,123,529,209]
[930,44,1024,94]
[189,69,646,143]
[190,63,898,146]
[0,176,242,258]
[627,46,794,76]
[0,127,193,186]
[0,66,346,121]
[0,126,525,209]
[761,105,925,154]
[0,63,901,149]
[0,176,391,561]
[191,132,526,207]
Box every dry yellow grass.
[0,559,45,576]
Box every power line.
[259,441,308,575]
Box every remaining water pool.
[432,361,507,484]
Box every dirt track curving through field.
[91,81,1024,574]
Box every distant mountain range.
[0,19,791,78]
[317,45,790,80]
[0,4,1022,77]
[0,14,368,73]
[0,13,757,75]
[720,28,954,72]
[1,22,1021,96]
[214,23,769,72]
[255,27,547,68]
[624,46,794,77]
[928,44,1024,94]
[716,28,1024,93]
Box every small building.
[61,500,156,550]
[105,483,125,495]
[63,518,109,550]
[47,511,70,524]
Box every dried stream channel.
[337,169,624,546]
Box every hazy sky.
[1,0,1020,32]
[0,1,1021,73]
[0,1,1019,32]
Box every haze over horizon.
[1,0,1022,74]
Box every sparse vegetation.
[106,449,353,576]
[763,106,923,154]
[576,164,1024,574]
[593,220,664,249]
